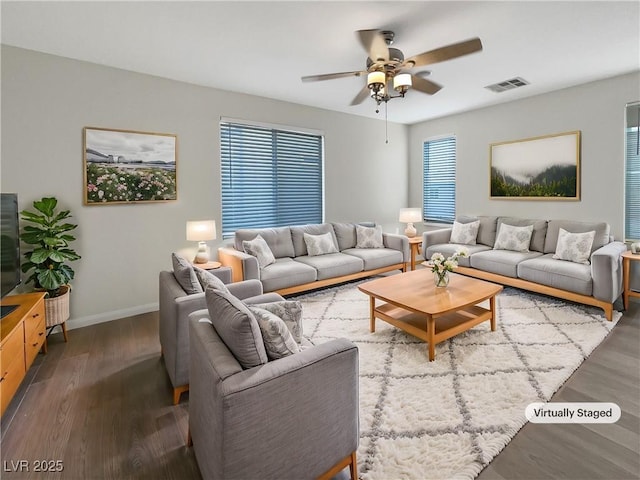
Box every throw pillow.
[553,228,596,264]
[249,300,303,343]
[493,223,534,252]
[242,234,276,269]
[248,306,301,360]
[355,224,384,248]
[303,232,339,256]
[171,253,203,294]
[450,220,480,245]
[205,287,268,369]
[193,266,229,294]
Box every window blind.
[626,126,640,241]
[220,122,323,237]
[423,136,456,224]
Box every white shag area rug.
[294,282,621,480]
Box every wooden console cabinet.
[0,292,47,416]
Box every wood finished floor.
[1,299,638,480]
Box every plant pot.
[44,285,70,328]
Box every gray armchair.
[188,308,359,480]
[158,270,283,404]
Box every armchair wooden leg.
[317,451,357,480]
[349,451,357,480]
[173,385,189,405]
[187,427,193,447]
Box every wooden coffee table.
[358,270,503,361]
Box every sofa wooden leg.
[349,451,357,480]
[186,427,193,447]
[317,451,357,480]
[173,385,189,405]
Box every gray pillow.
[193,266,229,294]
[242,234,276,269]
[356,224,384,248]
[249,300,303,343]
[171,253,203,294]
[493,223,534,252]
[303,232,338,256]
[450,220,480,245]
[552,228,595,264]
[248,306,301,360]
[205,287,268,369]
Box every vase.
[434,270,450,288]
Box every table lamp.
[399,208,422,238]
[186,220,217,263]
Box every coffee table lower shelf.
[374,303,494,361]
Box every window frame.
[422,134,457,225]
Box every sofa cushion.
[205,287,268,369]
[518,254,593,296]
[171,253,203,294]
[303,232,339,256]
[260,257,317,292]
[242,234,276,269]
[544,220,610,254]
[295,252,363,280]
[493,223,534,252]
[497,217,548,252]
[450,220,480,245]
[332,222,357,250]
[425,243,491,267]
[194,266,230,294]
[552,228,596,265]
[470,249,543,278]
[234,226,295,258]
[249,300,303,343]
[456,215,499,247]
[290,223,338,257]
[341,248,403,270]
[247,306,301,360]
[356,224,384,248]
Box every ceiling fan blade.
[357,29,389,62]
[301,70,365,82]
[405,37,483,68]
[410,74,442,95]
[350,84,371,106]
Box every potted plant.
[20,197,81,338]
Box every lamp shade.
[393,73,412,91]
[186,220,217,242]
[367,71,386,87]
[399,208,422,223]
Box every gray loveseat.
[422,216,626,320]
[219,222,409,295]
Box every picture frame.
[83,127,177,205]
[489,130,580,200]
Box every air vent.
[485,77,529,93]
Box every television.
[1,193,21,318]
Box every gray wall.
[1,45,408,328]
[409,71,640,241]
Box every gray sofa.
[422,216,627,320]
[219,222,409,295]
[188,292,359,480]
[159,270,283,404]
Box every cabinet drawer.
[24,300,46,340]
[1,347,26,416]
[25,316,46,368]
[0,326,24,371]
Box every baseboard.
[65,302,159,331]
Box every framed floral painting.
[83,127,177,205]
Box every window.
[220,120,323,237]
[626,103,640,241]
[423,135,456,224]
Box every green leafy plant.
[20,197,81,297]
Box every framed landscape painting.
[490,131,580,200]
[83,127,177,205]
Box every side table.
[622,251,640,310]
[408,237,422,271]
[192,261,233,284]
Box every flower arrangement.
[428,248,469,287]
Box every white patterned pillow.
[248,306,301,360]
[249,300,303,343]
[553,228,595,264]
[493,223,534,252]
[450,220,480,245]
[242,234,276,269]
[303,232,338,256]
[355,224,384,248]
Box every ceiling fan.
[302,30,483,110]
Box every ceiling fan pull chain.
[385,101,389,144]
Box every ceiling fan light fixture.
[367,71,385,88]
[393,73,412,95]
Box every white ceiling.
[2,1,639,125]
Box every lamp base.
[404,223,417,238]
[193,241,210,264]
